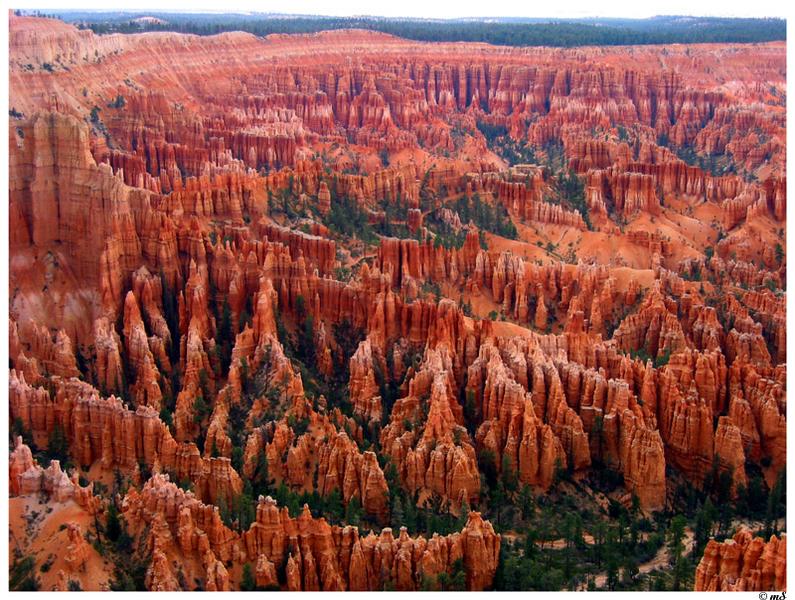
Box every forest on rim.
[22,11,787,47]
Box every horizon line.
[18,10,788,21]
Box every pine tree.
[501,454,519,497]
[606,554,619,590]
[694,498,717,560]
[327,488,344,522]
[390,494,405,530]
[668,515,688,590]
[47,424,69,464]
[106,502,122,542]
[240,563,255,591]
[253,450,271,497]
[345,496,362,526]
[764,470,785,537]
[218,299,233,370]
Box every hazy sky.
[18,0,789,18]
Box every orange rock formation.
[8,14,786,591]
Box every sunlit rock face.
[8,13,785,591]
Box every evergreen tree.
[345,496,363,526]
[241,563,255,591]
[217,299,233,370]
[390,494,405,530]
[517,484,535,520]
[764,470,785,537]
[694,498,717,560]
[193,395,210,424]
[668,515,688,590]
[9,554,40,591]
[231,446,244,473]
[252,450,272,497]
[606,554,619,590]
[106,501,122,543]
[326,488,344,522]
[47,423,69,464]
[501,454,519,498]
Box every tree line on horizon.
[17,11,786,47]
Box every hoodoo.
[7,11,786,593]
